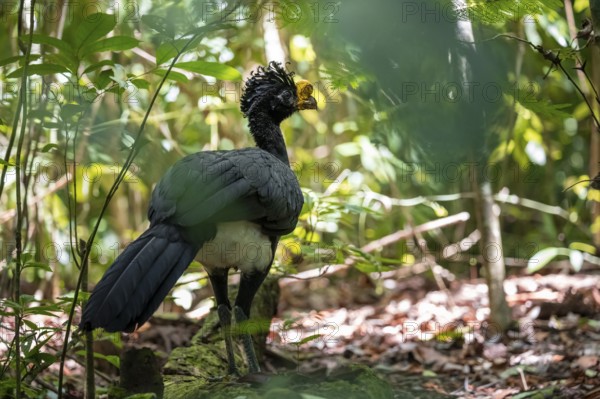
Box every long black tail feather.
[79,224,198,332]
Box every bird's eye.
[277,91,294,107]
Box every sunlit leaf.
[131,79,150,90]
[153,69,189,83]
[7,63,69,78]
[569,250,584,272]
[335,142,361,157]
[80,36,140,58]
[527,247,571,273]
[41,143,59,153]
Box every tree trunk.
[474,170,512,331]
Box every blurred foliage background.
[1,0,600,396]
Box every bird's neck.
[248,111,290,165]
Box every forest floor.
[42,269,600,398]
[269,270,600,398]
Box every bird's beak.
[296,80,318,110]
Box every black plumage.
[80,61,317,374]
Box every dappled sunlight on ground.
[271,272,600,398]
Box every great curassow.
[79,62,317,374]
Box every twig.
[12,2,36,397]
[361,212,470,253]
[564,0,588,91]
[493,191,589,236]
[281,212,471,284]
[80,239,94,399]
[517,366,529,391]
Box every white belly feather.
[196,221,273,274]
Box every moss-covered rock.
[163,364,393,399]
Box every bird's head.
[241,61,318,123]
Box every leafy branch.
[485,33,600,132]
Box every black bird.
[80,61,317,374]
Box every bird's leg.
[234,270,269,374]
[208,269,238,376]
[233,306,260,374]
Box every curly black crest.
[241,61,296,117]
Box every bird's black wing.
[148,148,303,240]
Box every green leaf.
[527,247,571,273]
[519,99,571,120]
[28,352,57,365]
[131,79,150,89]
[76,350,121,368]
[175,61,241,81]
[74,13,117,50]
[41,143,59,153]
[80,36,140,58]
[298,334,322,345]
[335,142,361,157]
[22,319,39,330]
[95,69,113,89]
[153,69,189,83]
[511,387,556,399]
[156,41,181,65]
[31,34,74,57]
[141,14,174,37]
[7,63,69,78]
[0,158,15,166]
[23,262,52,272]
[355,262,379,273]
[569,241,596,254]
[155,39,197,65]
[23,305,59,316]
[61,104,87,119]
[31,34,77,70]
[0,55,26,68]
[83,59,115,74]
[103,354,121,368]
[2,299,22,310]
[569,250,584,272]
